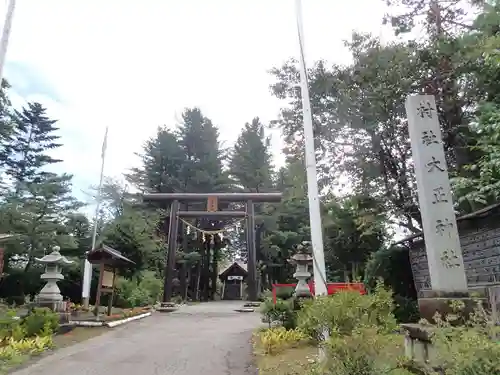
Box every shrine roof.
[87,245,135,267]
[393,202,500,246]
[219,261,248,278]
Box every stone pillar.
[406,95,473,320]
[35,246,73,311]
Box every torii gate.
[142,192,282,302]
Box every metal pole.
[82,127,108,308]
[0,0,16,86]
[294,0,327,297]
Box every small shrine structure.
[219,262,248,300]
[87,245,134,317]
[35,245,73,311]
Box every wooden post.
[107,268,117,316]
[246,200,257,301]
[94,263,105,316]
[221,280,226,300]
[164,199,180,302]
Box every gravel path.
[11,301,260,375]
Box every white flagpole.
[295,0,329,359]
[294,0,328,297]
[0,0,16,85]
[82,126,108,308]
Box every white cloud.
[2,0,392,199]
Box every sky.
[1,0,393,205]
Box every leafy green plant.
[21,308,59,337]
[256,327,309,355]
[297,281,397,341]
[260,297,297,330]
[321,328,409,375]
[115,272,163,307]
[429,301,500,375]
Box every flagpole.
[82,126,108,308]
[0,0,16,85]
[294,0,327,297]
[294,0,329,359]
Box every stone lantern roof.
[35,246,73,266]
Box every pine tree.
[229,118,273,192]
[5,102,62,192]
[128,126,185,194]
[176,108,228,193]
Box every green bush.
[275,286,295,300]
[21,308,59,337]
[429,302,500,375]
[320,328,411,375]
[115,272,163,308]
[392,295,419,323]
[260,297,297,330]
[297,281,397,341]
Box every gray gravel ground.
[11,301,260,375]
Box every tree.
[269,38,425,232]
[229,117,274,192]
[127,126,185,195]
[102,207,164,279]
[322,195,386,281]
[175,108,230,195]
[4,102,62,192]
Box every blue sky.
[2,0,393,206]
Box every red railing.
[272,282,366,304]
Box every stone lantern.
[34,246,73,311]
[289,242,313,298]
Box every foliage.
[318,328,409,375]
[0,335,53,371]
[260,297,297,330]
[364,246,416,299]
[297,283,397,341]
[392,295,420,324]
[20,308,59,338]
[426,301,500,375]
[115,272,163,308]
[453,101,500,207]
[255,327,309,355]
[101,208,163,278]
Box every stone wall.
[408,205,500,297]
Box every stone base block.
[157,302,178,313]
[418,291,485,323]
[235,308,254,313]
[243,302,260,308]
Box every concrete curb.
[69,311,153,328]
[105,312,152,328]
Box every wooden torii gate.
[142,193,282,302]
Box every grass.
[255,345,318,375]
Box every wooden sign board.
[207,196,218,212]
[101,267,115,288]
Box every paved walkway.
[12,301,260,375]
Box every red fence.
[271,282,366,304]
